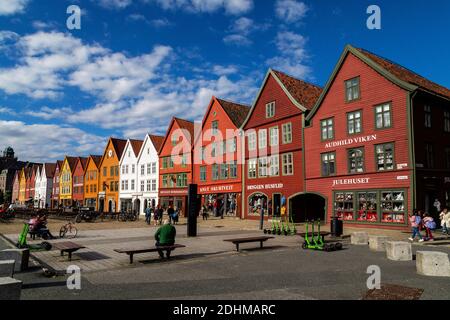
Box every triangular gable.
[240,68,318,129]
[99,137,127,168]
[306,45,419,122]
[159,117,195,155]
[136,134,162,162]
[119,139,142,165]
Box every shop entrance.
[133,199,140,214]
[289,193,326,223]
[99,198,104,212]
[272,194,281,217]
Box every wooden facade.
[72,157,88,207]
[83,155,102,209]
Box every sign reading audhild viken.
[325,134,377,149]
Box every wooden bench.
[52,241,86,261]
[223,236,275,252]
[114,244,186,264]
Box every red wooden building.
[304,45,450,230]
[51,160,63,209]
[241,69,322,221]
[193,97,249,217]
[72,157,88,207]
[158,117,195,216]
[25,164,41,204]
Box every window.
[151,162,156,174]
[425,143,434,168]
[131,164,135,174]
[258,129,267,149]
[125,165,129,174]
[147,163,151,175]
[375,103,392,129]
[110,166,114,177]
[110,181,114,191]
[131,179,135,191]
[141,180,145,191]
[200,166,207,182]
[347,111,362,135]
[321,118,334,140]
[211,142,216,157]
[228,138,237,153]
[345,77,360,102]
[282,153,294,176]
[269,155,279,176]
[266,101,275,118]
[103,167,107,177]
[141,164,145,175]
[171,134,178,146]
[445,147,450,169]
[124,180,128,191]
[444,111,450,132]
[282,123,292,144]
[212,164,219,180]
[424,105,432,128]
[258,157,268,177]
[211,121,218,135]
[151,179,156,191]
[269,126,279,147]
[181,154,187,167]
[147,180,151,191]
[220,164,228,179]
[161,176,167,188]
[248,159,257,179]
[375,143,394,171]
[348,148,364,173]
[121,165,125,174]
[321,152,336,176]
[247,132,257,151]
[229,161,237,178]
[176,173,187,187]
[334,192,354,221]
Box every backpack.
[425,220,436,230]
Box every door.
[273,194,281,217]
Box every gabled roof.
[44,163,56,179]
[129,139,144,157]
[271,70,323,110]
[355,48,450,100]
[76,157,88,171]
[241,68,322,129]
[159,117,195,154]
[89,155,102,168]
[149,135,164,152]
[111,138,128,160]
[56,160,63,170]
[307,45,450,121]
[65,156,78,172]
[216,98,250,128]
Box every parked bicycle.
[118,211,138,222]
[59,221,78,239]
[75,210,98,223]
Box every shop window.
[212,164,219,180]
[258,157,268,177]
[357,192,377,222]
[347,110,362,135]
[266,101,275,118]
[375,103,392,129]
[334,192,354,221]
[200,166,207,182]
[425,143,434,168]
[282,123,292,144]
[321,118,334,141]
[424,105,432,128]
[381,191,405,223]
[375,143,394,171]
[345,77,360,102]
[248,159,257,179]
[348,148,364,173]
[248,193,268,216]
[321,152,336,176]
[269,126,279,147]
[444,111,450,133]
[258,129,267,149]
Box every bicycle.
[59,221,78,239]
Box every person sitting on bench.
[154,219,176,258]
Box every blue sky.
[0,0,449,162]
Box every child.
[409,210,424,242]
[422,213,436,241]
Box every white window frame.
[269,155,279,176]
[282,122,292,144]
[258,129,267,149]
[247,132,257,151]
[266,101,275,118]
[248,159,257,179]
[269,126,279,147]
[282,153,294,176]
[258,157,268,177]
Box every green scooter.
[288,213,297,235]
[17,223,52,251]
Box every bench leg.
[68,251,72,261]
[260,241,263,249]
[236,243,239,252]
[129,254,133,264]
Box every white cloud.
[266,31,311,79]
[275,0,308,23]
[151,0,253,15]
[97,0,132,9]
[223,17,270,46]
[26,106,73,120]
[212,65,238,76]
[0,0,29,16]
[0,107,16,115]
[223,34,252,46]
[0,120,105,162]
[32,20,58,30]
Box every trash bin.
[331,217,343,237]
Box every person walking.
[409,210,424,242]
[145,206,152,225]
[153,205,160,226]
[439,207,449,235]
[167,205,175,224]
[422,212,436,241]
